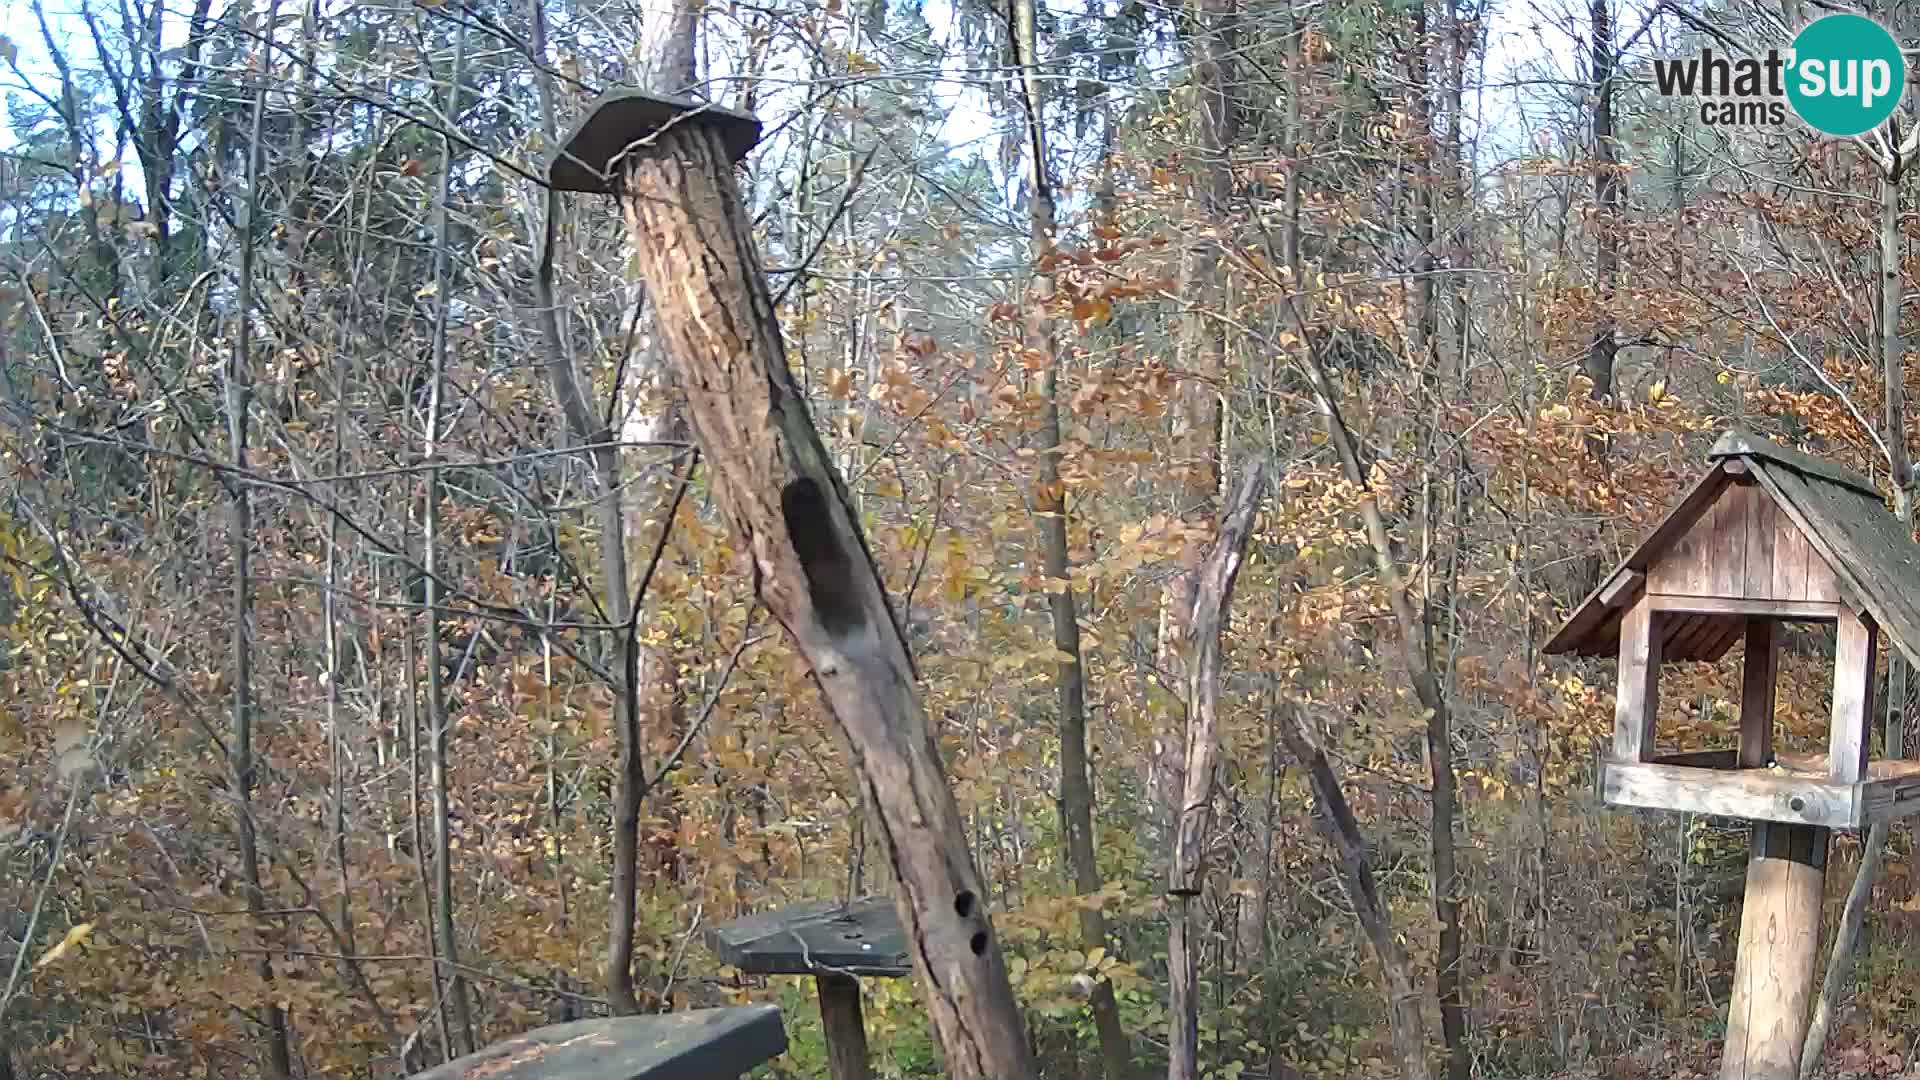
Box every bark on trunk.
[1168,462,1267,1080]
[1153,0,1236,820]
[612,123,1037,1080]
[1406,6,1467,1076]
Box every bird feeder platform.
[406,1005,786,1080]
[706,897,910,978]
[1606,748,1920,829]
[707,899,909,1080]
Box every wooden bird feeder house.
[1544,428,1920,1080]
[1545,429,1920,825]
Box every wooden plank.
[1659,612,1693,652]
[1773,750,1831,774]
[1681,614,1743,657]
[1766,465,1920,672]
[1707,482,1754,597]
[1647,595,1842,620]
[1720,822,1829,1080]
[706,899,911,978]
[816,975,872,1080]
[1600,568,1645,608]
[1856,769,1920,824]
[1866,758,1920,780]
[1652,749,1740,769]
[1751,465,1862,614]
[1700,621,1747,663]
[1804,547,1842,604]
[1743,482,1779,599]
[1614,597,1662,762]
[1772,510,1812,602]
[1665,614,1706,657]
[1740,620,1779,769]
[409,1008,789,1080]
[1829,609,1878,785]
[1651,494,1719,596]
[1709,428,1881,497]
[1600,761,1857,828]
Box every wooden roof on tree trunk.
[1544,429,1920,669]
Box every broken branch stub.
[551,93,1037,1080]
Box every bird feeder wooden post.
[1545,430,1920,1080]
[707,899,912,1080]
[547,91,1037,1080]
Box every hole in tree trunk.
[782,477,867,640]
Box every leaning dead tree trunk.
[1277,708,1433,1080]
[1277,70,1436,1077]
[551,95,1037,1080]
[1168,461,1266,1080]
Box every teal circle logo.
[1786,14,1905,136]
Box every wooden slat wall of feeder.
[1544,429,1920,1080]
[706,900,911,1080]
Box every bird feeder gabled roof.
[1543,429,1920,670]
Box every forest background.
[2,0,1919,1077]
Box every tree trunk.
[1153,0,1235,822]
[1008,0,1132,1073]
[422,19,476,1055]
[1168,463,1268,1080]
[610,121,1037,1080]
[1277,708,1434,1080]
[526,0,699,1015]
[1440,6,1476,1076]
[229,21,293,1077]
[1585,0,1618,459]
[1406,0,1436,376]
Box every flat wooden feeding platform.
[706,898,910,978]
[1602,750,1920,829]
[706,900,909,1080]
[407,1005,786,1080]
